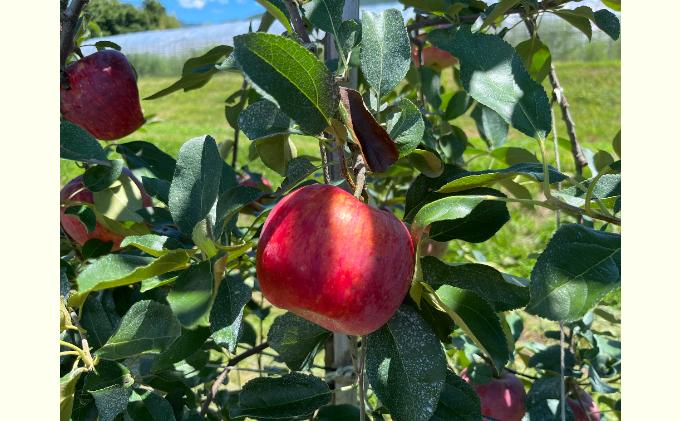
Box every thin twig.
[560,322,566,421]
[199,342,270,416]
[60,0,90,83]
[504,366,540,381]
[358,335,367,421]
[282,0,311,43]
[549,64,588,176]
[231,80,248,168]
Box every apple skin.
[256,184,415,335]
[61,50,144,140]
[461,369,527,421]
[60,169,152,251]
[567,388,600,421]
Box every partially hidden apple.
[568,388,601,421]
[61,50,144,140]
[411,44,458,71]
[256,184,415,335]
[461,368,527,421]
[60,169,152,251]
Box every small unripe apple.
[61,50,144,140]
[60,169,152,251]
[567,388,600,421]
[461,369,527,421]
[256,184,415,335]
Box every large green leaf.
[387,98,425,157]
[230,373,331,419]
[215,185,263,235]
[280,157,318,192]
[255,0,293,33]
[366,304,446,421]
[238,99,293,141]
[84,360,134,421]
[255,134,297,176]
[515,37,552,82]
[96,300,182,360]
[145,46,233,99]
[526,224,621,322]
[482,0,520,29]
[151,326,211,372]
[316,404,360,421]
[553,6,593,40]
[526,377,575,420]
[411,195,485,229]
[436,162,566,193]
[80,293,119,349]
[302,0,344,35]
[76,251,192,292]
[234,32,338,134]
[60,120,107,163]
[268,312,331,371]
[168,135,223,235]
[360,9,411,98]
[435,286,510,372]
[593,9,620,40]
[210,276,252,352]
[167,261,214,328]
[117,141,177,181]
[430,370,482,421]
[528,344,576,373]
[429,27,552,140]
[60,367,88,421]
[421,256,529,311]
[120,234,169,257]
[83,160,124,192]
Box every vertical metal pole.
[323,0,360,406]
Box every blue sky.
[121,0,267,24]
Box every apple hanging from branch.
[256,184,415,335]
[61,50,144,140]
[461,368,527,421]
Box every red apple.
[461,369,527,421]
[567,388,600,421]
[61,50,144,140]
[411,44,458,71]
[60,169,152,251]
[256,184,415,335]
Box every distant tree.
[86,0,180,36]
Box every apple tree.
[60,0,621,420]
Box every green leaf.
[526,377,575,420]
[96,300,182,360]
[528,344,576,373]
[526,224,621,322]
[168,135,223,235]
[399,0,452,14]
[255,134,297,176]
[117,141,177,181]
[230,373,331,419]
[515,37,552,82]
[142,177,170,204]
[92,176,147,223]
[210,276,252,352]
[61,120,107,163]
[81,239,114,259]
[471,104,509,149]
[601,0,620,11]
[366,304,446,421]
[482,0,520,29]
[360,9,411,98]
[430,27,552,140]
[435,285,510,372]
[83,160,124,192]
[61,367,88,421]
[387,98,425,157]
[84,360,134,421]
[490,146,539,165]
[145,46,233,99]
[268,312,331,371]
[553,7,593,40]
[95,40,122,51]
[408,149,444,178]
[80,293,119,349]
[281,157,318,192]
[421,256,529,311]
[215,185,262,235]
[120,234,169,257]
[412,195,485,229]
[421,67,442,109]
[127,389,177,421]
[234,32,338,135]
[151,326,211,372]
[317,404,360,421]
[255,0,293,33]
[612,130,621,157]
[593,9,620,40]
[444,91,472,121]
[167,261,214,328]
[64,205,97,233]
[302,0,344,35]
[438,127,468,163]
[430,370,482,421]
[239,99,293,141]
[436,162,566,193]
[76,251,192,292]
[338,19,362,55]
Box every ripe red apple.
[60,169,152,251]
[567,388,600,421]
[461,369,527,421]
[61,50,144,140]
[256,184,415,335]
[411,44,458,71]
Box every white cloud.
[179,0,231,9]
[179,0,207,9]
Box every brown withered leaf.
[338,87,399,173]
